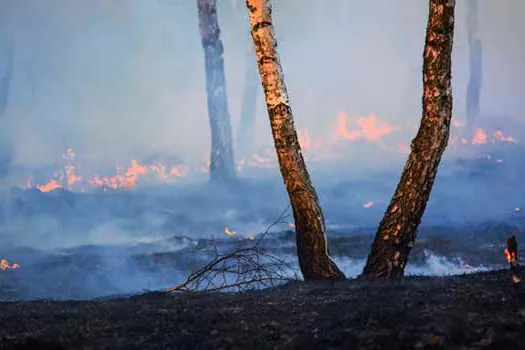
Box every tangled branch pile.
[167,207,298,293]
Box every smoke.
[0,1,523,299]
[0,0,523,169]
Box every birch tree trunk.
[464,0,482,142]
[197,0,236,183]
[362,0,456,281]
[246,0,344,280]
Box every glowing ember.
[224,227,238,237]
[36,179,61,192]
[504,248,514,264]
[363,201,374,209]
[0,259,20,270]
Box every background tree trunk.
[197,0,236,183]
[236,41,260,159]
[0,38,13,178]
[246,0,344,281]
[362,0,456,281]
[464,0,482,142]
[0,38,13,117]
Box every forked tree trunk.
[464,0,482,142]
[246,0,344,281]
[197,0,236,183]
[236,42,260,159]
[362,0,456,281]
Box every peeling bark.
[464,0,482,142]
[197,0,236,183]
[236,41,260,159]
[362,0,455,281]
[245,0,344,281]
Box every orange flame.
[493,130,516,143]
[504,248,515,264]
[23,112,520,192]
[224,227,238,237]
[36,179,61,192]
[336,112,396,141]
[64,148,81,189]
[472,128,488,145]
[0,259,20,270]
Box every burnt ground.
[1,270,525,349]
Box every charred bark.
[464,0,482,142]
[246,0,344,281]
[236,43,260,159]
[362,0,456,281]
[197,0,236,183]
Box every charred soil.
[1,270,525,349]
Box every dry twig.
[167,207,298,293]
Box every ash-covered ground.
[1,146,524,300]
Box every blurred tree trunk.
[0,38,12,117]
[362,0,456,281]
[197,0,236,183]
[0,38,13,177]
[246,0,344,281]
[464,0,482,142]
[236,41,260,159]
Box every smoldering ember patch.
[1,0,524,349]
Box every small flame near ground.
[0,259,20,270]
[223,227,256,240]
[503,248,514,264]
[224,227,238,237]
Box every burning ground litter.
[1,223,523,300]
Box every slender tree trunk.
[362,0,455,281]
[197,0,236,183]
[464,0,482,142]
[0,38,13,117]
[236,42,260,159]
[246,0,344,281]
[0,38,13,178]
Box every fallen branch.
[504,235,521,285]
[167,207,298,293]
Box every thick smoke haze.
[0,1,524,299]
[0,0,523,171]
